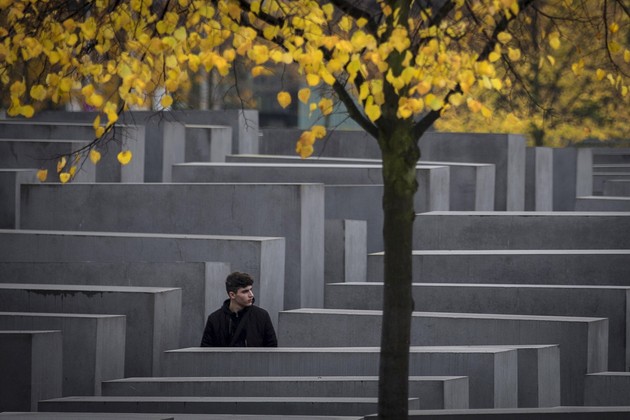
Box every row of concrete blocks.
[11,182,630,310]
[0,110,260,182]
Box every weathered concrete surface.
[603,179,630,196]
[0,330,62,412]
[19,182,318,310]
[367,407,630,419]
[161,346,519,408]
[413,211,630,250]
[38,396,416,417]
[0,169,37,229]
[102,376,469,409]
[325,282,630,371]
[198,154,495,211]
[0,230,285,329]
[0,312,125,396]
[0,283,181,378]
[525,148,553,211]
[367,250,630,285]
[584,372,630,406]
[279,309,599,405]
[575,195,630,211]
[325,220,366,283]
[0,260,230,347]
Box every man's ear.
[228,291,236,300]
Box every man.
[200,271,278,347]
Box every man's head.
[225,271,255,312]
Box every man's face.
[229,285,254,309]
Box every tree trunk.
[377,127,419,419]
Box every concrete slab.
[0,169,37,229]
[592,148,630,164]
[0,139,94,182]
[171,162,450,212]
[160,346,518,408]
[367,250,630,285]
[0,413,359,420]
[413,211,630,250]
[603,179,630,196]
[593,173,630,194]
[418,132,526,211]
[0,120,145,183]
[325,282,630,371]
[0,229,285,329]
[0,260,230,347]
[102,376,469,409]
[552,147,578,211]
[0,283,181,378]
[525,148,553,211]
[584,371,630,406]
[19,182,316,310]
[227,153,495,211]
[279,309,599,405]
[0,312,126,396]
[576,195,630,211]
[325,220,366,283]
[0,330,62,412]
[38,396,416,416]
[367,406,630,419]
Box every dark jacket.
[200,299,278,347]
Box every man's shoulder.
[249,304,271,318]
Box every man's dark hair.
[225,272,254,294]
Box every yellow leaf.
[173,27,187,42]
[95,126,105,137]
[425,94,443,111]
[508,48,521,61]
[625,50,630,63]
[298,88,311,104]
[609,22,619,33]
[365,96,381,122]
[69,166,77,177]
[30,85,47,101]
[20,105,34,118]
[548,32,560,50]
[296,142,313,159]
[161,95,173,108]
[318,98,334,116]
[306,73,320,86]
[57,157,67,173]
[89,149,101,165]
[497,32,512,44]
[481,106,492,119]
[37,169,48,182]
[59,172,71,183]
[596,69,606,81]
[312,125,326,139]
[277,91,291,109]
[117,150,133,165]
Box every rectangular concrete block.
[325,220,367,283]
[413,211,630,250]
[0,169,37,229]
[0,260,230,347]
[0,283,181,378]
[0,140,94,183]
[575,195,630,211]
[370,407,630,419]
[226,154,495,211]
[525,148,553,211]
[279,309,598,405]
[39,395,416,416]
[19,182,313,310]
[576,148,594,196]
[326,282,630,371]
[161,346,518,408]
[603,179,630,196]
[418,132,526,211]
[102,375,469,409]
[0,312,125,396]
[0,330,62,412]
[584,372,630,406]
[592,148,630,164]
[0,230,284,330]
[552,147,578,211]
[593,173,630,195]
[172,162,450,212]
[367,250,630,285]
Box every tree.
[1,1,629,418]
